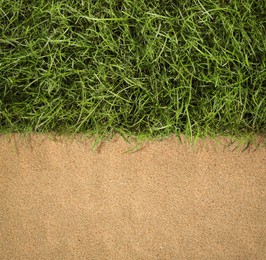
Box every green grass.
[0,0,266,143]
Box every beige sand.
[0,134,265,260]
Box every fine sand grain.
[0,134,265,259]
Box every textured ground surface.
[0,134,265,259]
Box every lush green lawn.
[0,0,265,141]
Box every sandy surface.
[0,134,265,260]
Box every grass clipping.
[0,0,265,142]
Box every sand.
[0,134,265,260]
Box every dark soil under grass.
[0,0,265,141]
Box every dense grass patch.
[0,0,265,140]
